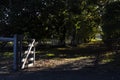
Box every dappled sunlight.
[100,59,114,64]
[77,43,88,48]
[0,59,13,74]
[30,41,120,72]
[0,1,120,80]
[91,39,102,42]
[99,52,115,64]
[35,42,107,60]
[0,51,13,74]
[46,53,55,57]
[77,41,104,49]
[57,48,69,50]
[26,56,93,71]
[3,52,13,58]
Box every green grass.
[0,52,13,59]
[3,52,13,58]
[46,53,55,57]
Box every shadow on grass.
[36,42,107,63]
[0,51,13,74]
[2,54,120,80]
[1,42,120,80]
[34,41,120,71]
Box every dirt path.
[25,57,94,71]
[1,42,120,80]
[1,57,120,80]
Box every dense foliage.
[0,0,119,45]
[102,1,120,40]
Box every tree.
[102,1,120,46]
[74,0,101,43]
[0,0,105,45]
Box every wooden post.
[19,35,23,69]
[0,34,23,71]
[18,35,22,69]
[13,35,22,71]
[13,35,18,71]
[33,46,35,64]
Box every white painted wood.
[28,63,34,67]
[29,57,34,61]
[21,39,35,69]
[33,47,35,64]
[24,51,34,54]
[22,58,25,62]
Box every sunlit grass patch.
[37,56,93,70]
[46,53,55,57]
[1,52,13,58]
[104,52,113,57]
[100,52,115,64]
[64,56,91,60]
[78,43,88,48]
[57,48,68,50]
[101,59,114,64]
[91,39,102,42]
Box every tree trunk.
[71,26,77,46]
[59,26,66,46]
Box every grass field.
[1,41,120,73]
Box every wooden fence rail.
[0,35,22,71]
[0,35,36,71]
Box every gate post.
[13,35,22,71]
[13,34,18,71]
[17,35,23,70]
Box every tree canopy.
[102,1,120,40]
[0,0,120,45]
